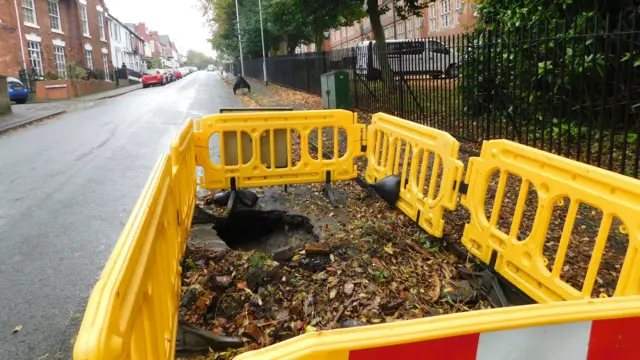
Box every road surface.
[0,71,238,359]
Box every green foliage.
[202,0,365,57]
[461,1,640,136]
[249,252,269,267]
[94,69,106,81]
[185,50,215,69]
[45,71,60,80]
[67,62,87,80]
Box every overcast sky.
[106,0,214,56]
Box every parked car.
[141,69,166,88]
[174,69,183,80]
[164,69,175,82]
[181,67,190,76]
[7,76,29,104]
[355,39,460,79]
[207,64,215,71]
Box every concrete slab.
[189,224,229,251]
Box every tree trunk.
[314,31,324,52]
[366,0,395,87]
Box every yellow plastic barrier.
[365,113,464,237]
[74,154,187,360]
[193,110,366,189]
[171,118,197,252]
[461,140,640,303]
[235,295,640,360]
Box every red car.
[141,69,166,88]
[174,69,183,80]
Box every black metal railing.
[236,15,640,178]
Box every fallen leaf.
[372,258,383,268]
[12,325,22,334]
[384,244,394,255]
[237,281,248,289]
[305,325,317,333]
[196,297,208,311]
[329,289,337,299]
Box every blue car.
[7,76,28,104]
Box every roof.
[158,35,171,45]
[107,15,145,42]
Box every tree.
[365,0,428,83]
[185,50,215,69]
[298,0,365,52]
[201,0,366,57]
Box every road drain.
[213,209,319,252]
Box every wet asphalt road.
[0,71,238,359]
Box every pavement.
[0,84,143,134]
[0,103,66,134]
[0,71,238,360]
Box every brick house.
[327,0,478,50]
[0,0,113,80]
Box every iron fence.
[237,14,640,178]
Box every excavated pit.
[210,208,319,253]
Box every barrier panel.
[461,140,640,303]
[193,110,366,189]
[171,118,197,252]
[235,295,640,360]
[365,113,464,237]
[74,155,185,360]
[74,111,640,360]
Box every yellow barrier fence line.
[235,295,640,360]
[193,110,366,189]
[74,154,183,360]
[365,113,464,238]
[171,118,197,255]
[461,139,640,303]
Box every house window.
[397,22,405,39]
[429,5,437,31]
[416,15,424,29]
[27,41,43,75]
[98,11,105,40]
[407,19,413,39]
[48,1,61,31]
[456,0,463,10]
[80,4,89,36]
[54,45,66,78]
[440,1,452,28]
[22,0,37,26]
[85,49,93,69]
[103,54,110,80]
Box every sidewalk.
[0,84,142,134]
[222,73,322,110]
[0,103,66,134]
[73,83,142,101]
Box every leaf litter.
[181,179,489,359]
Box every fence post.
[352,47,358,109]
[399,59,405,118]
[322,51,327,74]
[305,54,311,93]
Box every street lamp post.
[258,0,268,85]
[234,0,245,77]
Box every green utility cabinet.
[321,71,350,109]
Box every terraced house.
[0,0,113,79]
